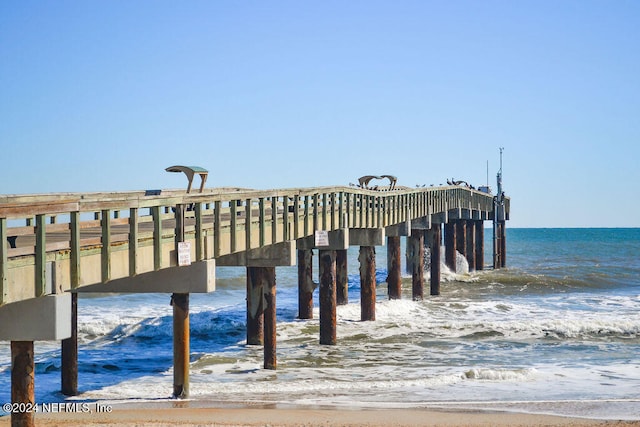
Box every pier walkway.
[1,180,509,426]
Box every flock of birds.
[348,176,478,191]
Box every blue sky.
[1,1,639,227]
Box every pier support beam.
[493,220,506,269]
[475,221,484,270]
[455,220,466,261]
[444,222,457,272]
[409,229,424,300]
[172,204,190,399]
[386,236,402,299]
[221,241,295,370]
[61,292,78,396]
[11,341,35,427]
[171,292,189,399]
[319,249,337,345]
[245,266,278,368]
[299,229,348,345]
[427,223,441,296]
[349,228,384,320]
[246,267,265,345]
[297,249,314,319]
[359,246,376,321]
[465,220,476,271]
[336,249,349,305]
[262,267,277,370]
[500,220,507,268]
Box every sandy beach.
[2,404,639,427]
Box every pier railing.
[0,185,506,306]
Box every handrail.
[0,185,507,306]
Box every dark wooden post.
[455,220,466,260]
[247,267,265,345]
[359,246,376,321]
[171,293,189,398]
[336,249,349,305]
[172,203,189,398]
[444,222,457,272]
[405,236,412,275]
[493,220,502,269]
[475,221,484,270]
[500,220,507,268]
[319,250,337,345]
[61,292,78,396]
[465,220,476,271]
[263,267,277,370]
[429,224,441,296]
[297,249,314,319]
[409,230,424,300]
[386,236,402,299]
[11,341,35,427]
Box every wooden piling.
[386,236,402,299]
[263,267,277,370]
[61,292,78,396]
[493,220,502,269]
[455,220,466,260]
[297,249,314,319]
[409,230,424,300]
[499,220,507,268]
[171,293,189,398]
[359,246,376,321]
[475,221,484,270]
[444,222,457,272]
[172,204,189,398]
[404,236,414,274]
[336,249,348,305]
[11,341,35,427]
[429,224,441,296]
[319,250,337,345]
[246,267,265,345]
[465,220,476,271]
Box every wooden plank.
[0,218,7,304]
[69,212,80,289]
[214,201,221,258]
[101,210,111,283]
[293,194,300,239]
[230,201,237,252]
[245,199,252,251]
[304,195,310,236]
[322,193,328,230]
[195,203,203,261]
[35,214,46,296]
[3,225,34,237]
[330,192,336,231]
[152,206,161,270]
[271,197,277,244]
[282,196,288,241]
[313,194,319,231]
[129,208,138,276]
[338,192,344,229]
[259,198,265,246]
[0,201,79,218]
[345,193,351,228]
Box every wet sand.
[2,403,639,427]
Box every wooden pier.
[1,182,509,426]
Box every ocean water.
[1,228,640,420]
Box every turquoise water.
[1,228,639,419]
